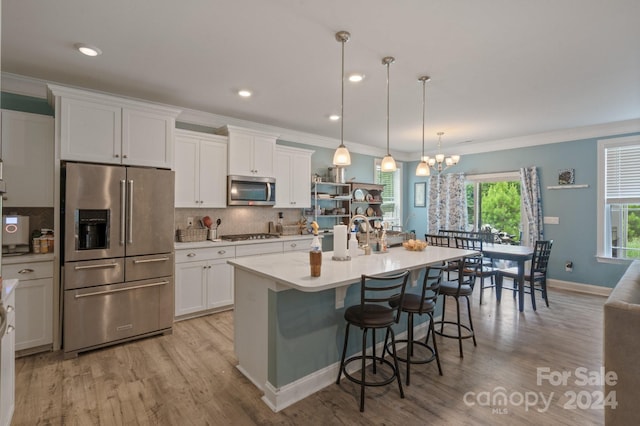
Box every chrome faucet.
[348,214,372,255]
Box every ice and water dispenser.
[77,209,109,250]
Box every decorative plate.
[354,189,365,201]
[366,207,375,217]
[366,193,374,202]
[355,206,364,215]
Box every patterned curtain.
[520,166,543,245]
[427,173,468,234]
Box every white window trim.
[464,171,528,244]
[596,134,640,264]
[374,159,403,227]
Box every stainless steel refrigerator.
[61,162,174,358]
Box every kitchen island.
[228,245,477,411]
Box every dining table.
[482,243,534,312]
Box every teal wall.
[404,135,640,288]
[1,92,54,115]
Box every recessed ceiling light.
[329,114,340,121]
[74,43,102,57]
[238,90,252,97]
[348,73,364,82]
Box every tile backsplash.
[174,207,308,237]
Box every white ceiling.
[2,0,640,158]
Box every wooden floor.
[14,286,606,425]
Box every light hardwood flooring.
[14,285,607,425]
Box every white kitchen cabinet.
[218,125,278,177]
[3,261,54,352]
[283,237,314,252]
[174,246,236,319]
[0,110,54,207]
[48,84,181,169]
[174,130,227,208]
[274,146,313,209]
[0,287,16,426]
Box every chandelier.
[427,132,460,173]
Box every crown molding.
[5,72,638,160]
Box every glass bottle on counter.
[309,221,322,277]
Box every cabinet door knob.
[187,252,196,257]
[18,268,35,274]
[6,305,15,313]
[123,155,128,159]
[218,250,226,255]
[115,154,120,158]
[7,325,15,334]
[291,243,297,248]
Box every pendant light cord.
[421,79,426,159]
[340,38,345,147]
[386,60,390,155]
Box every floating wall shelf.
[546,184,590,190]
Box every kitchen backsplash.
[174,207,308,237]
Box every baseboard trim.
[547,278,611,297]
[259,321,433,412]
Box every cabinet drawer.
[283,239,313,252]
[235,242,282,257]
[3,261,54,281]
[175,246,236,263]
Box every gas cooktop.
[219,233,281,242]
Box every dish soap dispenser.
[348,225,359,259]
[309,221,322,277]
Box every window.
[374,159,403,228]
[465,172,523,244]
[597,135,640,261]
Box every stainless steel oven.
[227,175,276,206]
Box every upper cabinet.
[217,125,278,178]
[174,129,227,208]
[1,110,54,207]
[47,84,181,169]
[274,146,313,209]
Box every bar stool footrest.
[340,355,398,387]
[387,339,437,365]
[433,320,475,340]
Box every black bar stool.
[336,270,410,412]
[433,256,479,357]
[384,265,444,385]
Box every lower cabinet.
[174,246,236,319]
[174,238,315,320]
[2,260,54,353]
[0,288,16,426]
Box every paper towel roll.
[333,225,348,259]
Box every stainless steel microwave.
[227,175,276,206]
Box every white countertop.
[2,278,19,299]
[2,252,56,265]
[175,234,316,250]
[228,246,478,293]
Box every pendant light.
[332,31,351,167]
[380,56,397,172]
[415,75,431,176]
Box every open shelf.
[546,184,589,190]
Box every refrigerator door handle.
[74,280,170,299]
[128,179,134,244]
[120,179,126,245]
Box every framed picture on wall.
[414,182,426,207]
[558,168,575,185]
